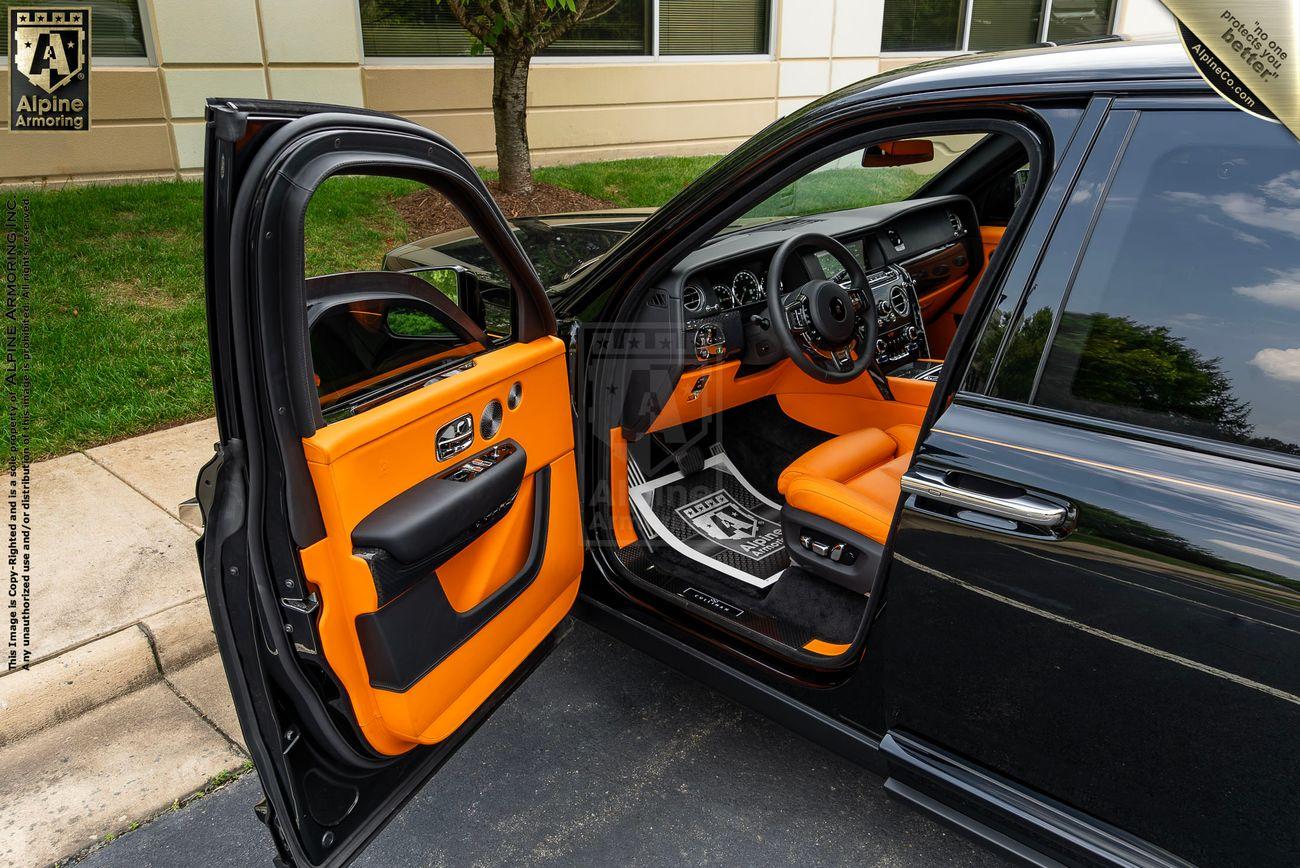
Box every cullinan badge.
[9,7,90,131]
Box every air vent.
[947,211,964,236]
[647,289,668,308]
[890,286,910,317]
[683,284,704,313]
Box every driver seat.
[777,424,919,546]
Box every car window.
[740,133,987,220]
[303,178,516,421]
[1031,110,1300,456]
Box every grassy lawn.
[25,156,717,460]
[27,150,924,460]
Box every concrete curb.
[0,596,217,747]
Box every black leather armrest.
[352,440,526,565]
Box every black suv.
[197,38,1300,867]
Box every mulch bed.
[392,179,615,238]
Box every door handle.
[901,465,1068,528]
[435,413,474,461]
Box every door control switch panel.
[445,441,519,482]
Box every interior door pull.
[901,466,1068,528]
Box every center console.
[865,265,929,374]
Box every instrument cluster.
[682,267,768,316]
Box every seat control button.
[800,534,812,549]
[829,543,845,562]
[810,540,831,557]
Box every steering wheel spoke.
[783,293,811,333]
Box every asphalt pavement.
[78,619,1008,868]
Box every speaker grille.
[480,399,503,440]
[507,381,523,410]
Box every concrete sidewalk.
[0,420,248,868]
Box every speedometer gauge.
[733,270,763,304]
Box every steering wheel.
[766,232,877,383]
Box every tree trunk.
[492,51,533,195]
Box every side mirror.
[862,139,935,168]
[384,303,450,338]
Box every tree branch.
[444,0,492,42]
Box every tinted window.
[303,177,517,422]
[1034,110,1300,456]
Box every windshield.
[733,133,987,223]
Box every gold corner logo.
[9,6,91,131]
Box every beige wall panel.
[88,68,165,120]
[402,111,496,154]
[777,96,814,116]
[164,68,268,120]
[833,0,884,57]
[363,66,493,113]
[879,57,926,73]
[529,61,777,107]
[778,60,830,98]
[527,100,775,150]
[531,137,746,165]
[1116,0,1176,35]
[150,0,263,64]
[0,123,173,180]
[269,67,365,106]
[171,120,206,169]
[830,58,880,90]
[260,0,362,64]
[0,68,163,122]
[778,0,834,58]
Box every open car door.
[196,99,584,866]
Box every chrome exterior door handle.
[901,465,1068,528]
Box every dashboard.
[668,195,982,375]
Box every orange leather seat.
[778,424,918,545]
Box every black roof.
[833,38,1203,107]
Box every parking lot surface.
[81,619,1008,867]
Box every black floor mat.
[713,397,832,502]
[615,543,866,648]
[625,443,868,651]
[630,452,786,588]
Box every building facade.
[0,0,1175,185]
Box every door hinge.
[254,797,298,868]
[180,440,225,530]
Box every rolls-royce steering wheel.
[766,232,877,383]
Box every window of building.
[1029,110,1300,457]
[360,0,770,59]
[882,0,1114,53]
[1,0,149,58]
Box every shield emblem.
[12,9,87,95]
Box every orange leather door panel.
[925,225,1007,356]
[300,336,582,755]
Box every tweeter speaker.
[480,399,503,440]
[507,381,523,410]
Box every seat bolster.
[845,453,911,513]
[884,423,921,454]
[784,476,894,545]
[777,427,897,494]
